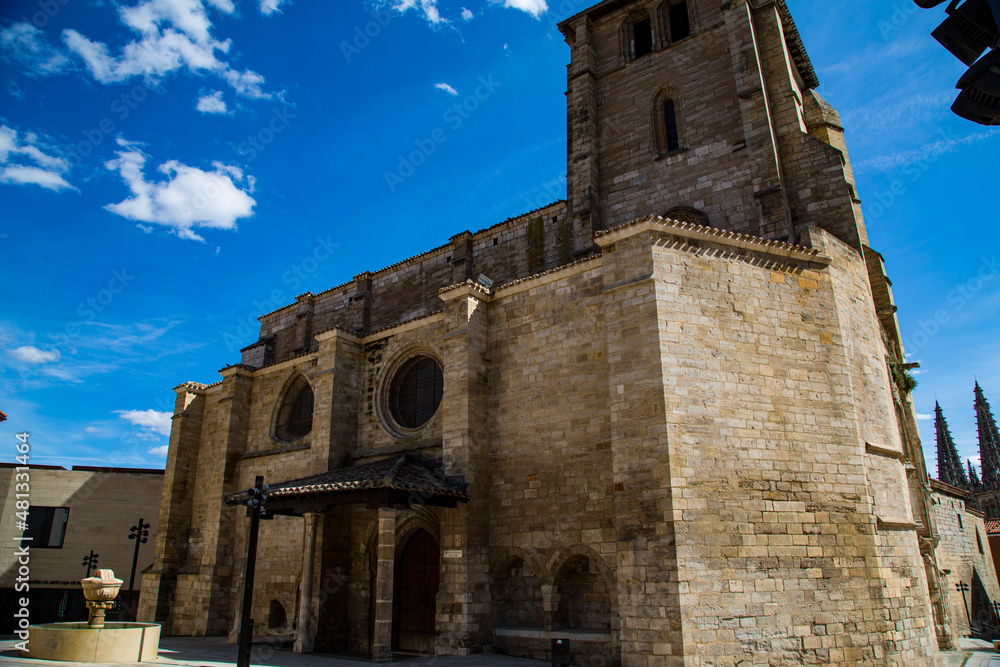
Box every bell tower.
[558,0,868,255]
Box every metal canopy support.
[236,476,268,667]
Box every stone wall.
[0,467,163,589]
[932,482,1000,639]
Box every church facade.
[140,1,956,664]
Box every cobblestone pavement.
[0,636,545,667]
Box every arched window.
[624,11,654,61]
[268,600,287,630]
[658,0,691,45]
[390,356,443,429]
[492,557,544,629]
[665,205,710,227]
[274,375,314,442]
[554,555,611,631]
[653,89,684,155]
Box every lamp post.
[82,551,99,578]
[127,518,150,591]
[236,476,268,667]
[957,581,972,629]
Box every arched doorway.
[394,529,440,653]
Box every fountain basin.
[21,622,160,663]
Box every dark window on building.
[633,17,653,58]
[958,513,964,529]
[664,99,680,152]
[977,528,985,555]
[391,357,444,429]
[669,1,691,42]
[275,377,314,442]
[665,206,710,227]
[23,507,69,548]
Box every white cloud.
[104,138,255,241]
[62,0,274,99]
[11,346,60,364]
[136,223,154,233]
[497,0,547,17]
[461,7,473,20]
[0,125,75,191]
[116,409,172,437]
[916,413,933,421]
[0,22,71,77]
[85,426,98,433]
[196,90,227,113]
[376,0,449,26]
[854,130,1000,173]
[148,444,170,457]
[434,82,458,95]
[7,81,25,100]
[259,0,289,15]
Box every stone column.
[293,513,319,654]
[541,585,559,632]
[372,507,396,663]
[139,382,204,629]
[437,283,492,655]
[562,14,601,254]
[721,0,795,241]
[314,329,361,473]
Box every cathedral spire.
[936,402,969,488]
[975,383,1000,493]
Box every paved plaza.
[0,636,547,666]
[3,635,999,667]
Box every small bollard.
[552,638,570,667]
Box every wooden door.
[394,529,439,653]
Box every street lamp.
[235,477,269,667]
[82,551,99,578]
[127,518,150,591]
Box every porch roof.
[224,455,469,516]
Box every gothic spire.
[969,459,982,488]
[936,402,969,488]
[975,383,1000,492]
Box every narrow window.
[23,507,69,548]
[977,528,985,555]
[633,17,653,58]
[664,100,680,152]
[958,513,964,530]
[669,1,691,42]
[275,377,314,442]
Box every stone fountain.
[21,569,161,662]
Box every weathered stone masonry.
[141,1,956,665]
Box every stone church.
[140,0,958,664]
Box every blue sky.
[0,0,997,475]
